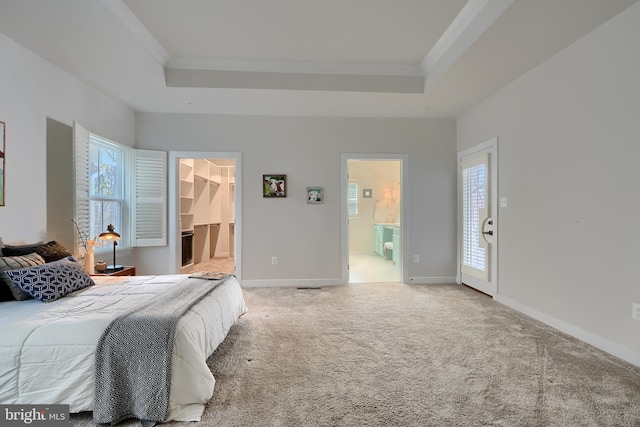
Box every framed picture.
[306,187,324,204]
[0,121,4,206]
[263,174,286,197]
[363,189,372,198]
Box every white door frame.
[457,138,498,295]
[341,153,408,284]
[168,151,242,280]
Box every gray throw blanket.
[93,275,232,425]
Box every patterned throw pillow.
[1,240,72,263]
[0,252,46,301]
[5,256,95,303]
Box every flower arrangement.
[71,219,100,254]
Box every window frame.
[88,133,130,251]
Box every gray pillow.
[0,252,46,301]
[5,256,94,303]
[2,240,72,263]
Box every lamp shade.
[98,224,120,242]
[98,224,122,271]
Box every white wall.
[457,3,640,364]
[134,114,457,284]
[0,30,457,284]
[0,33,135,250]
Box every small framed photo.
[362,189,372,198]
[263,174,286,197]
[306,187,324,204]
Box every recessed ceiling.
[125,0,464,65]
[0,0,637,118]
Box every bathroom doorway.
[342,155,405,283]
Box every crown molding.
[166,58,423,77]
[102,0,170,65]
[420,0,514,90]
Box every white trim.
[102,0,170,65]
[421,0,514,89]
[241,279,343,289]
[408,276,458,284]
[341,153,409,284]
[168,151,242,280]
[496,294,640,368]
[166,58,423,77]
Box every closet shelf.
[180,158,234,270]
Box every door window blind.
[462,158,487,272]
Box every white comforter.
[0,274,247,422]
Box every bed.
[0,262,247,423]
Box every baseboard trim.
[407,276,457,284]
[495,294,640,369]
[241,278,343,288]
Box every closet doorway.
[169,152,241,279]
[342,154,406,283]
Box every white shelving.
[179,158,235,272]
[179,159,194,232]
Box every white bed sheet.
[0,274,247,422]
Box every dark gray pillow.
[0,252,46,301]
[5,256,94,303]
[2,240,72,263]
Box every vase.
[83,252,95,274]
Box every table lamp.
[98,224,122,272]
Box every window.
[348,180,359,217]
[73,121,166,259]
[462,158,487,271]
[88,135,126,246]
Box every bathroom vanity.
[374,223,400,264]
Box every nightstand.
[91,266,136,276]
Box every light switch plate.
[500,197,508,208]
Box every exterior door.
[458,139,497,296]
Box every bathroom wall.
[348,160,400,255]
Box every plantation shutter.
[132,149,167,246]
[73,121,90,258]
[348,180,358,216]
[461,153,489,281]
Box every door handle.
[482,230,493,236]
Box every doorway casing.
[341,153,408,284]
[168,151,242,280]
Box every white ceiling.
[0,0,637,118]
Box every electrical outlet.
[633,303,640,320]
[413,254,419,263]
[271,256,278,265]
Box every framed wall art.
[263,174,286,197]
[306,187,324,204]
[0,121,4,206]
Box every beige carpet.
[72,283,640,426]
